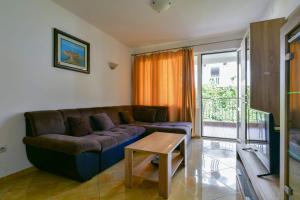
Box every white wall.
[262,0,300,20]
[0,0,131,178]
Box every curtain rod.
[131,38,242,56]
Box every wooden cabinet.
[249,18,285,125]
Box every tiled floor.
[0,139,242,200]
[202,123,237,139]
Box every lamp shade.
[151,0,173,13]
[108,62,118,70]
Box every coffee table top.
[125,132,185,154]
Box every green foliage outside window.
[202,85,258,122]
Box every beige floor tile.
[0,139,243,200]
[214,192,243,200]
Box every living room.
[0,0,300,200]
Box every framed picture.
[54,28,90,74]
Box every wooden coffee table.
[124,132,187,199]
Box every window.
[210,67,220,85]
[210,67,220,77]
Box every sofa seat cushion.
[134,122,192,142]
[111,125,146,136]
[153,122,192,128]
[130,121,153,126]
[84,126,145,150]
[96,131,131,143]
[131,121,192,129]
[83,134,118,151]
[23,134,101,155]
[144,124,191,135]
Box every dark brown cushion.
[119,111,135,124]
[59,109,81,133]
[23,134,101,155]
[110,125,146,136]
[77,108,96,122]
[133,106,169,122]
[134,109,157,122]
[95,131,130,143]
[68,117,92,137]
[83,134,118,151]
[91,113,115,130]
[101,107,121,125]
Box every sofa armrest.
[23,134,101,155]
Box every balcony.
[202,98,237,139]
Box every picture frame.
[54,28,90,74]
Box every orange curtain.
[132,48,196,136]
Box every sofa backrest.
[24,105,168,137]
[132,105,169,122]
[25,106,133,137]
[25,111,66,137]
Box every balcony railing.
[202,98,237,122]
[202,97,260,123]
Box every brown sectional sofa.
[23,105,192,181]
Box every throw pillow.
[68,117,92,137]
[91,113,115,130]
[119,111,135,124]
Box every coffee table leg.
[159,153,171,199]
[180,138,187,166]
[125,148,133,188]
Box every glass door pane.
[201,51,238,139]
[288,38,300,199]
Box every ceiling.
[202,52,237,65]
[52,0,272,47]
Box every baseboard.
[0,167,36,183]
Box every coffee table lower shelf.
[124,132,187,199]
[132,152,183,182]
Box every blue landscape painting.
[60,38,85,67]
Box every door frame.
[199,50,239,140]
[237,48,241,141]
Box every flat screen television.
[246,111,280,176]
